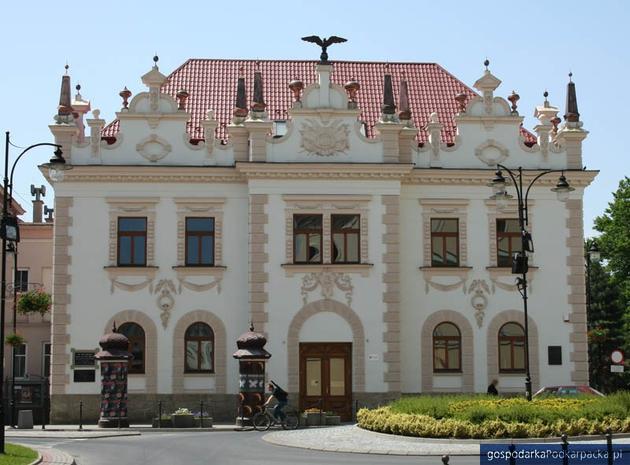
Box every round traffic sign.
[611,349,624,364]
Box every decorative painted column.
[95,324,133,428]
[233,324,271,426]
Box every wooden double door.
[299,343,352,421]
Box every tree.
[591,177,630,391]
[594,177,630,286]
[587,260,627,392]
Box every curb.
[262,425,630,457]
[359,426,630,444]
[27,451,42,465]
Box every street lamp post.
[6,242,18,428]
[585,241,600,389]
[0,131,67,453]
[489,165,574,401]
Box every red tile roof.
[102,59,536,146]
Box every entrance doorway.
[299,342,352,421]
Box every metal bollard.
[441,454,449,464]
[158,401,163,428]
[42,395,47,430]
[508,443,516,465]
[79,400,83,430]
[319,398,323,426]
[561,433,568,465]
[606,429,613,465]
[199,400,204,428]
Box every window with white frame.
[15,270,28,292]
[42,343,51,378]
[13,344,27,378]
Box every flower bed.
[357,393,630,438]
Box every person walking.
[487,379,499,396]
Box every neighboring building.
[44,53,595,423]
[1,187,54,382]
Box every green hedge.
[357,394,630,439]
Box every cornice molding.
[39,163,597,187]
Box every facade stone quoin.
[44,50,596,423]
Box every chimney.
[31,185,46,223]
[44,205,54,223]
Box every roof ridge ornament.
[233,65,248,121]
[301,35,347,64]
[380,66,397,122]
[398,72,412,122]
[564,72,580,123]
[54,64,75,125]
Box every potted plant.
[5,333,25,347]
[302,408,325,426]
[171,408,194,428]
[17,289,52,316]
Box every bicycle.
[252,406,299,431]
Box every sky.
[1,0,628,236]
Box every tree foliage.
[590,177,630,391]
[594,177,630,284]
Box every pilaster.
[228,125,249,162]
[244,120,272,162]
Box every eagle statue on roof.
[301,35,347,64]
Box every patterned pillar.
[95,325,132,428]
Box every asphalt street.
[16,431,481,465]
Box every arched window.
[119,322,145,374]
[499,322,526,373]
[432,322,461,372]
[185,322,214,373]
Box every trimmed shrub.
[357,394,630,439]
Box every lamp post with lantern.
[0,131,69,453]
[488,165,575,401]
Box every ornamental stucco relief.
[136,134,172,162]
[474,139,509,166]
[301,272,353,306]
[300,119,350,156]
[468,279,491,327]
[154,279,176,328]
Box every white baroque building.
[44,54,595,422]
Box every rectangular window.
[497,219,522,267]
[42,343,51,378]
[14,344,26,378]
[15,270,28,292]
[548,346,562,365]
[117,217,147,266]
[331,214,360,264]
[431,219,459,267]
[293,215,322,264]
[185,217,215,266]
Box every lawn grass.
[0,443,38,465]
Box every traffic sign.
[611,365,624,373]
[611,349,625,364]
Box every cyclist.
[264,381,288,422]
